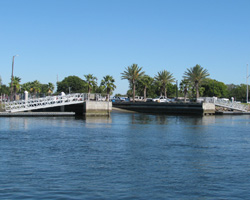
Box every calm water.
[0,111,250,200]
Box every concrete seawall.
[113,102,215,115]
[59,101,112,116]
[83,101,112,116]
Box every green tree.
[137,75,154,100]
[201,78,228,98]
[21,82,32,93]
[183,64,210,101]
[12,76,21,97]
[179,79,191,102]
[227,84,248,102]
[155,70,175,98]
[57,76,86,93]
[47,82,55,95]
[30,80,42,96]
[100,75,116,100]
[0,85,10,95]
[9,76,21,100]
[84,74,98,94]
[40,84,49,95]
[121,64,145,102]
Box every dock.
[112,102,215,115]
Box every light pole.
[176,80,178,100]
[247,64,250,103]
[10,55,19,101]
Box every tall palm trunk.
[14,86,17,100]
[195,81,199,101]
[164,83,167,97]
[88,86,91,100]
[107,88,110,101]
[144,86,147,102]
[133,82,135,102]
[184,87,187,102]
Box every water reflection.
[131,114,153,124]
[1,113,249,133]
[0,117,79,132]
[127,112,217,126]
[1,113,250,199]
[75,116,112,128]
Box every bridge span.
[204,97,249,112]
[2,93,112,116]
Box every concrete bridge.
[2,93,112,116]
[2,94,248,116]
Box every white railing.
[204,97,249,112]
[3,93,106,113]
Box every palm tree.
[84,74,97,95]
[121,64,145,102]
[138,75,154,101]
[21,82,32,93]
[30,80,41,96]
[100,75,116,100]
[47,82,55,95]
[155,70,175,98]
[180,79,190,102]
[11,76,21,100]
[183,64,209,101]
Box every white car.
[152,96,169,103]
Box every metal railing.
[204,97,249,112]
[3,93,107,113]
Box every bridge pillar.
[83,101,112,116]
[60,106,65,112]
[202,103,215,115]
[24,91,28,101]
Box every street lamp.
[10,55,19,101]
[247,64,250,103]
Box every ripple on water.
[0,114,250,199]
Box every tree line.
[56,75,116,100]
[120,63,249,102]
[0,74,116,100]
[0,64,249,102]
[0,76,55,99]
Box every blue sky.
[1,0,250,95]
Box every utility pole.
[247,64,250,103]
[10,55,19,101]
[176,80,178,100]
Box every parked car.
[111,96,126,102]
[132,96,144,102]
[168,98,176,102]
[152,96,169,103]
